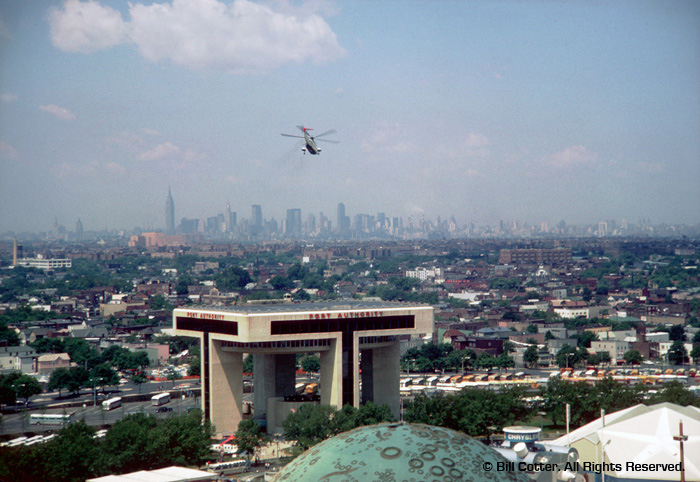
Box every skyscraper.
[165,187,175,235]
[250,205,263,237]
[337,203,350,236]
[75,218,83,241]
[286,208,302,238]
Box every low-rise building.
[36,353,71,375]
[0,346,38,373]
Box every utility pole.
[673,421,687,482]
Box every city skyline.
[13,186,699,241]
[1,1,699,233]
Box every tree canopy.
[0,412,213,482]
[404,386,529,441]
[282,402,395,451]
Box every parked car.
[156,406,173,413]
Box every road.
[0,379,215,436]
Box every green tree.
[587,352,610,366]
[287,263,310,280]
[391,276,421,292]
[270,275,294,291]
[496,353,515,371]
[234,419,269,459]
[282,402,395,451]
[404,387,528,440]
[524,345,539,368]
[48,368,72,397]
[623,349,643,365]
[300,355,321,373]
[690,345,700,364]
[31,337,65,354]
[502,340,516,354]
[352,401,395,426]
[243,355,254,374]
[150,410,214,467]
[668,324,686,342]
[101,345,130,366]
[43,420,99,482]
[89,364,119,392]
[215,266,252,291]
[66,366,88,394]
[131,372,148,393]
[14,374,42,405]
[0,372,19,406]
[540,377,594,427]
[474,352,496,370]
[188,357,201,377]
[591,377,644,414]
[646,381,700,407]
[575,330,598,348]
[282,403,338,451]
[556,344,587,368]
[667,340,687,365]
[98,413,158,473]
[65,338,101,370]
[526,323,538,334]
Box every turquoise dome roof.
[272,422,531,482]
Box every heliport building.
[171,301,433,435]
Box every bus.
[206,459,248,475]
[151,392,171,406]
[29,412,75,426]
[102,397,122,411]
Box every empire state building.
[165,187,175,235]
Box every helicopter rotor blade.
[316,139,339,144]
[296,125,309,133]
[281,133,305,139]
[314,129,336,138]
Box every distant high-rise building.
[337,203,345,229]
[250,205,263,237]
[75,218,83,240]
[180,217,199,234]
[229,211,237,231]
[165,187,175,235]
[225,202,232,231]
[13,238,22,266]
[306,213,316,235]
[337,203,350,236]
[286,209,302,238]
[598,221,608,237]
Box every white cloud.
[49,0,345,73]
[1,93,18,103]
[39,104,76,121]
[138,142,180,161]
[360,121,419,155]
[49,0,128,53]
[0,141,19,160]
[55,162,95,178]
[105,162,126,175]
[549,145,597,168]
[463,132,490,149]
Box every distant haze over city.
[1,1,699,233]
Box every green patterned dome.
[271,422,532,482]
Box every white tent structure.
[551,402,700,482]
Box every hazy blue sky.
[1,0,698,233]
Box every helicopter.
[281,126,339,155]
